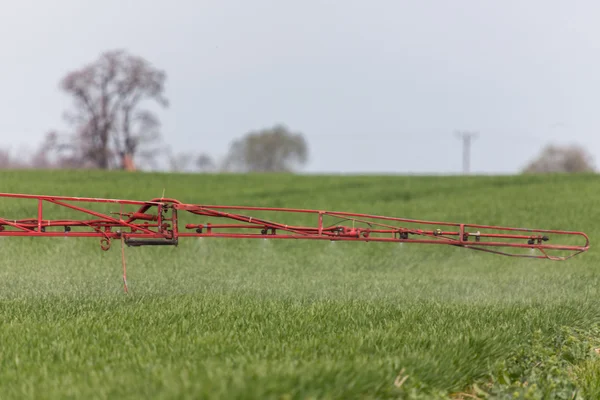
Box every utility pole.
[455,131,478,174]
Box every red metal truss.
[0,192,590,261]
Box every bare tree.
[0,146,38,169]
[47,49,168,170]
[167,151,194,172]
[522,144,595,173]
[196,153,216,172]
[0,147,13,168]
[223,124,308,172]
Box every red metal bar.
[37,199,42,232]
[0,192,590,261]
[47,199,158,236]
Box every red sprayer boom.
[0,192,589,262]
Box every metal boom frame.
[0,192,589,263]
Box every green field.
[1,170,600,399]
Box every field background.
[1,170,599,399]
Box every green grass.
[1,170,600,399]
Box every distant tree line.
[521,144,595,174]
[0,49,595,175]
[0,49,309,173]
[167,124,308,173]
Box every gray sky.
[1,0,599,174]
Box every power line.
[455,130,478,174]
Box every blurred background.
[1,0,598,175]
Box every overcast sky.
[1,0,599,174]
